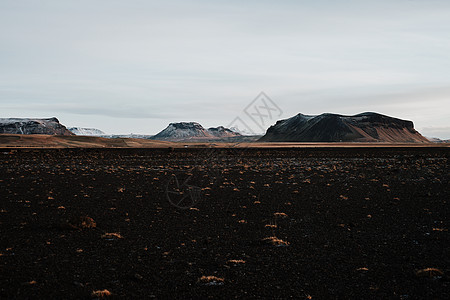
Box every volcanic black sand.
[1,147,449,299]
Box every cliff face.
[259,112,429,143]
[0,118,74,136]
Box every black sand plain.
[1,147,449,299]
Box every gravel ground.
[1,147,449,299]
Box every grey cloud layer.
[1,0,449,137]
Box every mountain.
[259,112,429,143]
[151,122,241,141]
[0,117,73,136]
[229,126,261,136]
[207,126,241,138]
[68,127,106,136]
[426,137,450,143]
[151,122,210,141]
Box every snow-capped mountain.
[151,122,241,141]
[207,126,241,138]
[0,117,73,135]
[68,127,106,136]
[152,122,210,140]
[259,112,429,143]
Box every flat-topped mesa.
[168,122,205,131]
[259,112,429,143]
[0,117,74,136]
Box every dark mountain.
[259,112,429,143]
[0,117,74,136]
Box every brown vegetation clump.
[262,236,290,247]
[227,259,246,264]
[63,216,96,230]
[91,289,112,298]
[101,232,123,239]
[274,212,288,218]
[265,224,277,228]
[415,268,444,278]
[197,276,225,285]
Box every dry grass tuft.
[66,216,96,230]
[265,224,277,228]
[274,212,288,218]
[432,228,448,232]
[101,232,123,239]
[91,289,112,298]
[198,275,225,285]
[227,259,246,264]
[415,268,444,278]
[262,236,290,247]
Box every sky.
[1,0,450,138]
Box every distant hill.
[68,127,106,136]
[151,122,241,141]
[259,112,429,143]
[0,117,73,136]
[426,137,450,143]
[207,126,241,138]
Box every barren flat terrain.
[0,134,175,148]
[1,147,449,299]
[1,133,449,149]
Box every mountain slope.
[0,117,73,136]
[259,112,429,143]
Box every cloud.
[1,103,174,119]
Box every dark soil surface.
[1,147,449,299]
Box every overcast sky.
[1,0,449,138]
